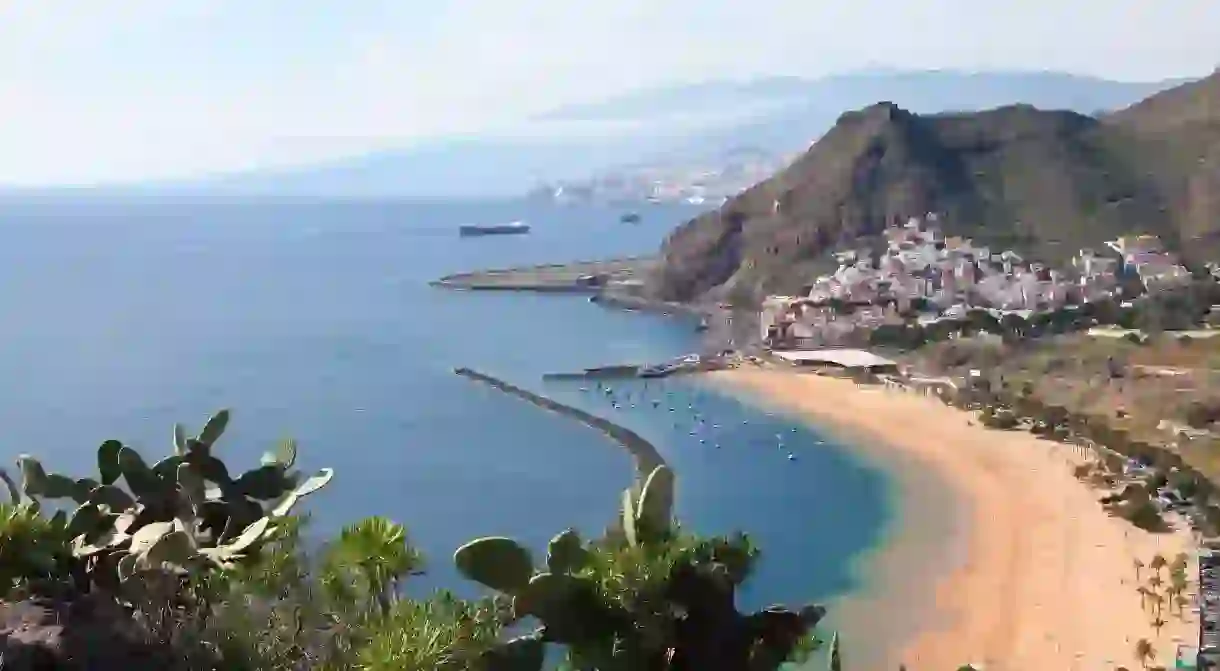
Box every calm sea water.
[0,198,890,610]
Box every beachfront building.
[1105,234,1165,259]
[759,295,799,344]
[771,348,900,377]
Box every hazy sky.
[1,0,1217,184]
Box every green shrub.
[453,465,825,670]
[1121,500,1168,532]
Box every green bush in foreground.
[454,465,825,670]
[0,411,828,671]
[8,410,333,606]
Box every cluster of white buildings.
[760,215,1194,346]
[1103,234,1193,290]
[530,152,798,206]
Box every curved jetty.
[454,367,666,482]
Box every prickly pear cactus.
[634,465,674,538]
[11,409,333,590]
[459,464,824,671]
[453,536,534,592]
[546,528,588,574]
[454,528,608,670]
[618,464,675,548]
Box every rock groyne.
[453,367,666,483]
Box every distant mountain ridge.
[643,71,1220,304]
[8,69,1186,201]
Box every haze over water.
[0,198,890,610]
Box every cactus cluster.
[12,409,332,592]
[454,464,825,671]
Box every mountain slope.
[646,72,1220,303]
[1106,70,1220,248]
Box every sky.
[1,0,1218,185]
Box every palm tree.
[1134,558,1146,581]
[321,516,423,617]
[1175,595,1191,618]
[1148,574,1164,593]
[1152,592,1166,619]
[1134,637,1155,668]
[1137,585,1153,612]
[1150,553,1168,578]
[1172,551,1190,573]
[1151,615,1167,638]
[1169,572,1188,611]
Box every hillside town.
[759,214,1197,348]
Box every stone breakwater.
[430,257,756,352]
[453,367,666,485]
[430,257,652,292]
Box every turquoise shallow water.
[0,198,893,612]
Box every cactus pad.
[198,409,230,447]
[17,456,48,497]
[513,571,585,621]
[97,440,123,485]
[546,528,588,574]
[453,536,534,592]
[635,465,674,535]
[620,488,638,547]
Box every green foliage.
[353,592,503,671]
[1184,397,1220,428]
[321,516,423,616]
[193,515,502,671]
[2,411,843,671]
[0,499,74,597]
[454,466,825,671]
[10,410,333,595]
[1121,499,1169,532]
[978,406,1019,430]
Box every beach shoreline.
[709,368,1199,670]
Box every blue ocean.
[0,198,892,614]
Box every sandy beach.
[711,368,1199,670]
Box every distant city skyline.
[1,0,1217,184]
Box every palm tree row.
[930,372,1220,535]
[1129,552,1193,668]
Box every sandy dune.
[712,368,1199,671]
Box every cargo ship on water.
[458,221,531,237]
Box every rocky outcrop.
[0,597,177,671]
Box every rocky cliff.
[646,71,1220,304]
